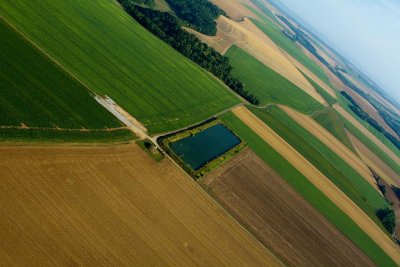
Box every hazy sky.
[274,0,400,102]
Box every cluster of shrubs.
[165,0,225,35]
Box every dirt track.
[0,143,281,266]
[201,149,375,267]
[280,105,378,190]
[232,106,400,263]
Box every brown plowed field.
[232,106,400,263]
[0,143,281,266]
[201,149,375,267]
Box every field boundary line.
[0,16,99,97]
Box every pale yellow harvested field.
[300,50,397,136]
[348,132,400,187]
[335,104,400,164]
[211,0,258,21]
[0,143,281,266]
[280,105,378,190]
[191,16,326,105]
[232,106,400,263]
[283,50,337,100]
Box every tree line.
[341,91,400,149]
[118,0,259,105]
[165,0,225,36]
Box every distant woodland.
[341,91,400,149]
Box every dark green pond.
[169,124,240,170]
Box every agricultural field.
[349,132,400,187]
[0,143,279,266]
[302,72,337,105]
[0,19,133,142]
[338,92,400,158]
[201,149,374,266]
[1,0,240,134]
[335,105,400,175]
[313,107,356,153]
[219,111,398,266]
[249,106,388,225]
[190,16,326,104]
[246,6,331,87]
[225,46,324,114]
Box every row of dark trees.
[165,0,225,35]
[118,0,259,105]
[278,13,400,146]
[341,91,400,149]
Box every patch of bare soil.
[201,149,374,267]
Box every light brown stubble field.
[0,143,281,266]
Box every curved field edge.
[225,45,324,114]
[1,0,240,135]
[219,112,396,266]
[0,143,281,266]
[247,106,388,225]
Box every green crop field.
[302,72,337,105]
[244,5,331,87]
[338,111,400,175]
[249,106,389,228]
[313,107,356,153]
[0,19,134,142]
[1,0,239,135]
[338,93,400,158]
[226,46,323,114]
[220,112,396,267]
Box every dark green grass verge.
[0,19,123,130]
[219,111,396,267]
[225,46,324,114]
[0,128,135,143]
[302,72,337,105]
[1,0,239,134]
[313,107,357,153]
[249,106,389,229]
